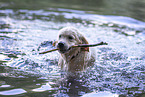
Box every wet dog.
[54,27,96,72]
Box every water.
[0,0,145,97]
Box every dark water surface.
[0,0,145,97]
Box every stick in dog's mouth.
[39,42,108,54]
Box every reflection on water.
[0,0,145,97]
[0,0,145,21]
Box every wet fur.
[56,27,96,72]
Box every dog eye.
[59,35,62,39]
[68,36,73,40]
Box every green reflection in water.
[0,0,145,21]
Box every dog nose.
[57,42,65,49]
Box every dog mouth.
[57,42,74,54]
[58,45,80,61]
[58,46,73,54]
[58,49,69,54]
[57,42,69,54]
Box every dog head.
[55,27,89,54]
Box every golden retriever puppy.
[55,27,96,72]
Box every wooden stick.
[39,42,108,54]
[39,48,58,54]
[71,42,108,48]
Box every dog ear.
[52,41,58,47]
[80,36,89,52]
